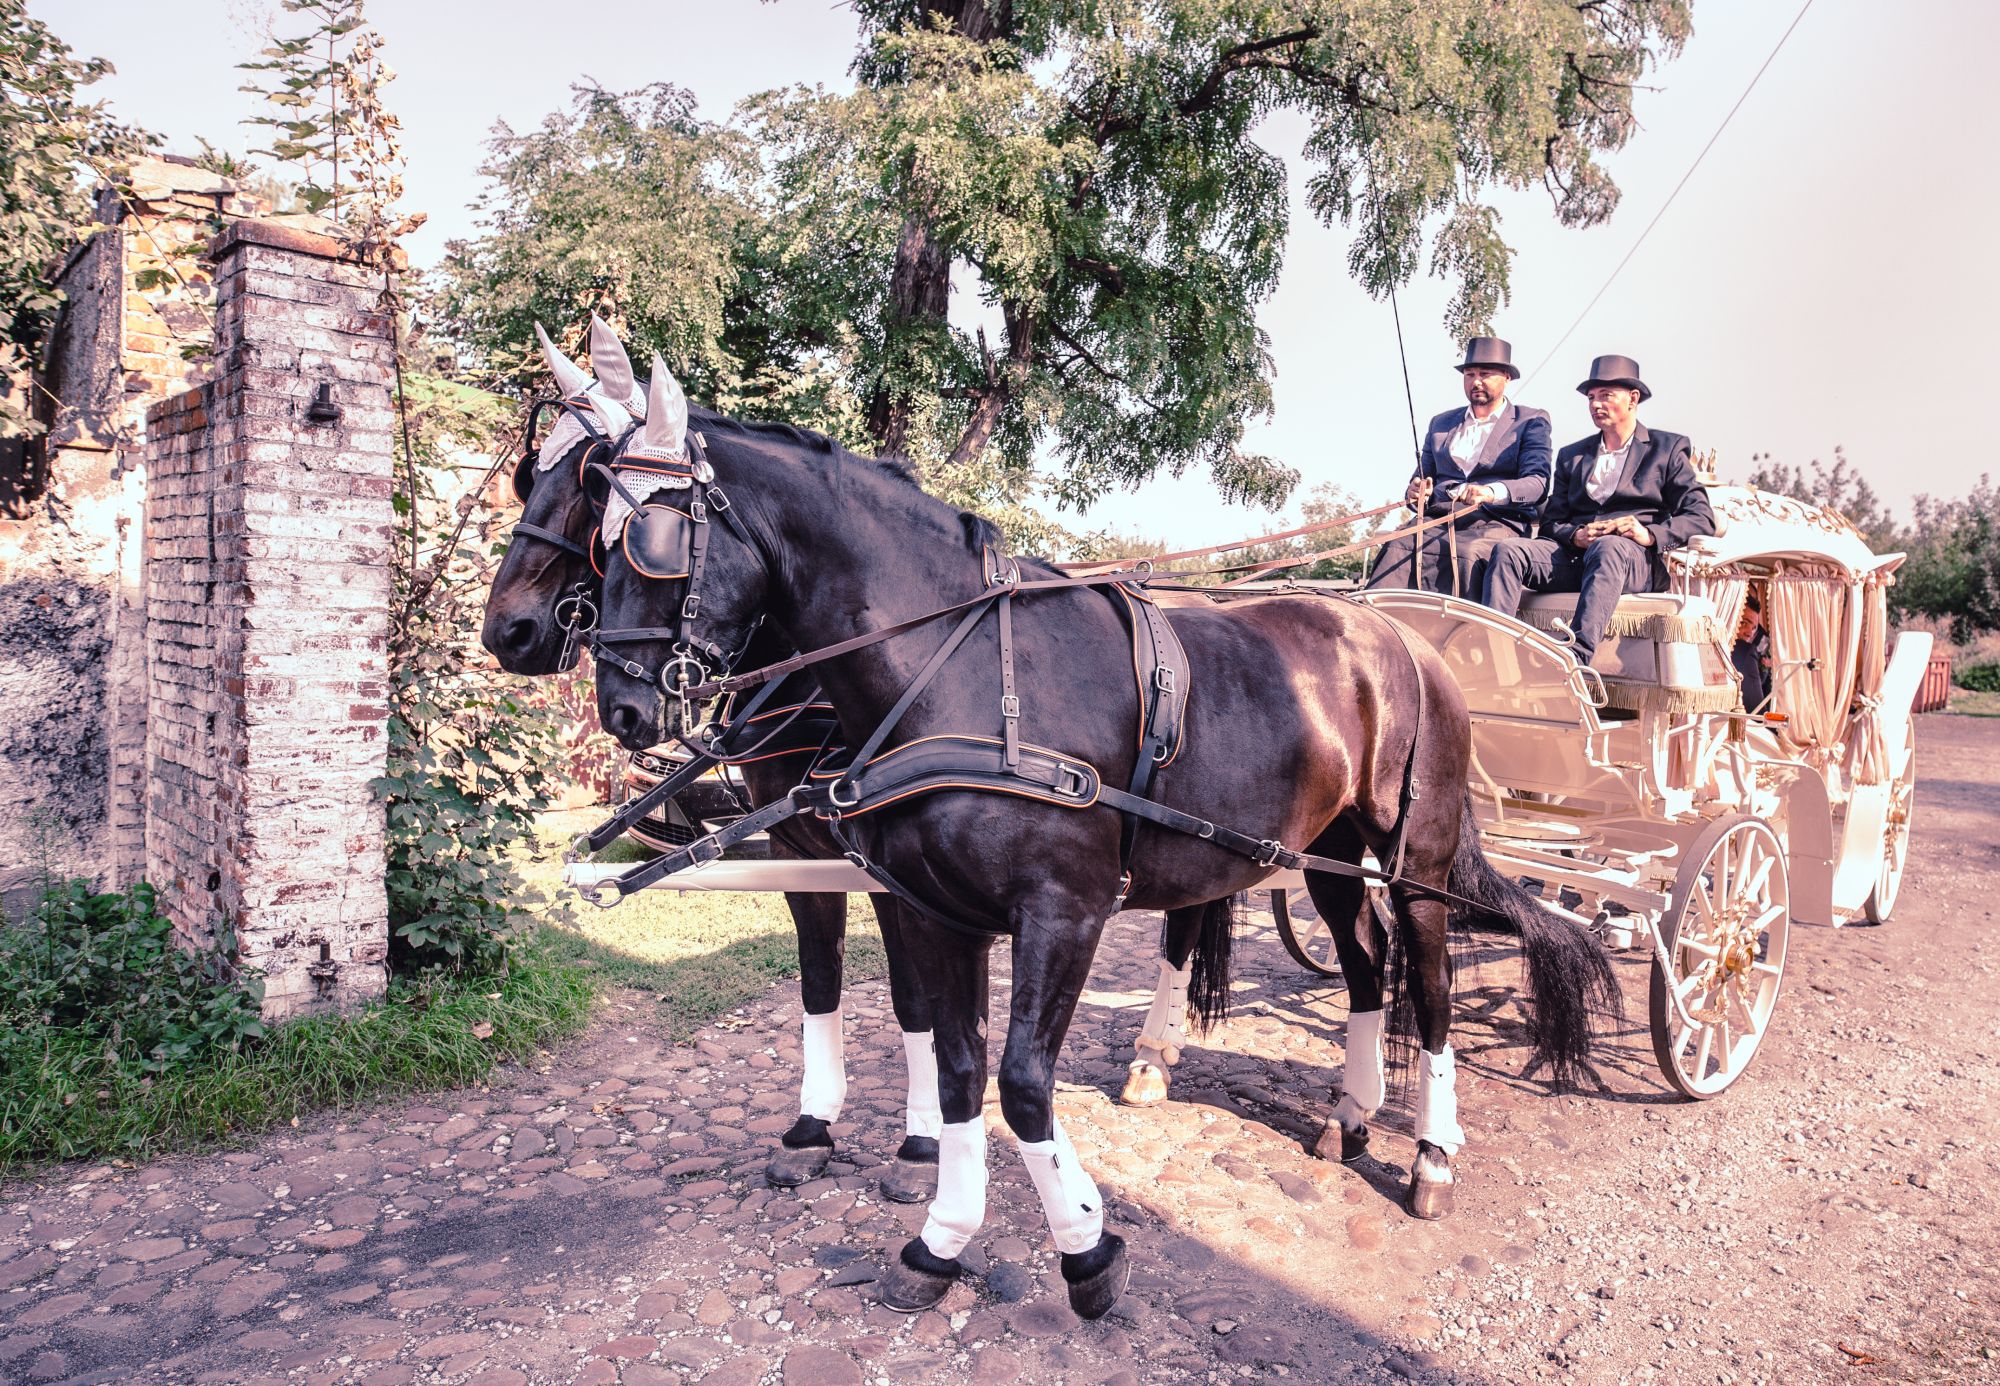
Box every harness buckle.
[827,778,862,810]
[690,498,707,524]
[707,486,731,511]
[1408,777,1422,801]
[1054,763,1091,799]
[686,835,724,871]
[1254,839,1285,868]
[682,593,702,621]
[1000,693,1021,720]
[1110,871,1132,913]
[1154,665,1177,695]
[842,849,869,870]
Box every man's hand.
[1461,483,1506,507]
[1405,476,1434,509]
[1577,517,1655,547]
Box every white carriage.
[1314,485,1930,1097]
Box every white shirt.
[1585,431,1637,503]
[1447,408,1502,468]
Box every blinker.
[622,502,696,580]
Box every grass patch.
[0,946,592,1174]
[1946,686,2000,718]
[523,807,887,1040]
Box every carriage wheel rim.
[1656,816,1789,1097]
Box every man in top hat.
[1365,336,1552,598]
[1482,354,1715,664]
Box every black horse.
[589,364,1619,1319]
[481,321,947,1199]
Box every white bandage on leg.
[1018,1117,1106,1255]
[902,1030,943,1140]
[798,1008,846,1122]
[1415,1045,1467,1155]
[920,1119,988,1260]
[1332,1008,1386,1129]
[1135,959,1191,1061]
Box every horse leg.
[880,927,992,1313]
[1118,907,1200,1108]
[767,886,847,1188]
[1396,889,1465,1220]
[870,895,942,1203]
[999,899,1128,1321]
[1303,819,1391,1165]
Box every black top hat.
[1577,354,1651,402]
[1455,337,1518,379]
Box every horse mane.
[685,404,1013,562]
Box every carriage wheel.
[1862,749,1915,924]
[1273,886,1390,979]
[1649,815,1790,1100]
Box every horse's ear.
[535,322,592,398]
[588,314,638,408]
[589,391,632,437]
[645,355,689,458]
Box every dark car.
[619,748,752,854]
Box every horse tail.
[1184,894,1236,1036]
[1445,791,1621,1089]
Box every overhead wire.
[1520,0,1818,387]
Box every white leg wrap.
[919,1119,988,1260]
[901,1030,943,1140]
[798,1008,846,1122]
[1340,1008,1387,1116]
[1018,1118,1105,1255]
[1415,1046,1467,1155]
[1135,959,1191,1061]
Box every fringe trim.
[1600,680,1744,715]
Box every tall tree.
[0,0,152,437]
[749,0,1693,507]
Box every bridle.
[507,391,646,666]
[585,429,766,724]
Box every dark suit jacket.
[1410,401,1552,535]
[1544,424,1715,555]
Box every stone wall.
[143,220,395,1018]
[0,157,264,912]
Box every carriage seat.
[1514,591,1738,714]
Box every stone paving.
[2,898,1523,1386]
[5,732,1997,1386]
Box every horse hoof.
[1404,1141,1455,1221]
[1312,1122,1369,1164]
[1060,1233,1130,1321]
[878,1136,939,1204]
[879,1237,959,1313]
[767,1116,834,1188]
[1119,1061,1169,1107]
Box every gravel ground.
[1,715,1994,1385]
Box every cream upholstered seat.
[1515,591,1737,714]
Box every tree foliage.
[440,0,1692,518]
[0,0,153,436]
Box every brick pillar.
[144,219,395,1019]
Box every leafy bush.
[0,877,264,1078]
[1955,662,2000,694]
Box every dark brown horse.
[589,364,1619,1319]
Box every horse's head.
[480,318,645,673]
[592,359,774,751]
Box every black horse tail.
[1184,895,1236,1036]
[1446,792,1621,1089]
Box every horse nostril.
[501,618,540,655]
[605,704,642,743]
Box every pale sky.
[42,0,2000,548]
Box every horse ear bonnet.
[589,315,639,408]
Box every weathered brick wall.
[143,220,394,1018]
[0,157,263,912]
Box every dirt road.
[3,716,1995,1385]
